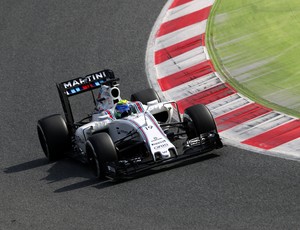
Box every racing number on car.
[145,125,153,130]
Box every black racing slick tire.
[130,88,161,104]
[183,104,218,139]
[86,133,118,179]
[37,114,71,161]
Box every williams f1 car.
[37,69,223,180]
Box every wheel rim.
[184,117,197,139]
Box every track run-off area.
[209,0,300,117]
[146,0,300,160]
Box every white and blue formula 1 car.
[37,69,223,180]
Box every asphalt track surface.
[0,1,299,229]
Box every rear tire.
[183,104,217,139]
[37,114,71,161]
[130,88,160,104]
[86,133,118,178]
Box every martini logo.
[63,71,106,89]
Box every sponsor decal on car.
[151,136,163,142]
[151,139,167,146]
[154,143,169,150]
[63,71,107,89]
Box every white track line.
[155,21,207,51]
[209,97,251,117]
[163,0,215,22]
[272,138,300,159]
[155,47,207,78]
[163,73,222,101]
[221,112,293,141]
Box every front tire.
[37,114,71,161]
[183,104,217,138]
[86,133,118,178]
[184,104,223,148]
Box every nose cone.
[154,150,171,161]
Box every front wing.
[105,133,222,179]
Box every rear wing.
[56,69,119,130]
[57,69,118,97]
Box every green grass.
[206,0,300,118]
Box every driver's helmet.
[115,100,131,119]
